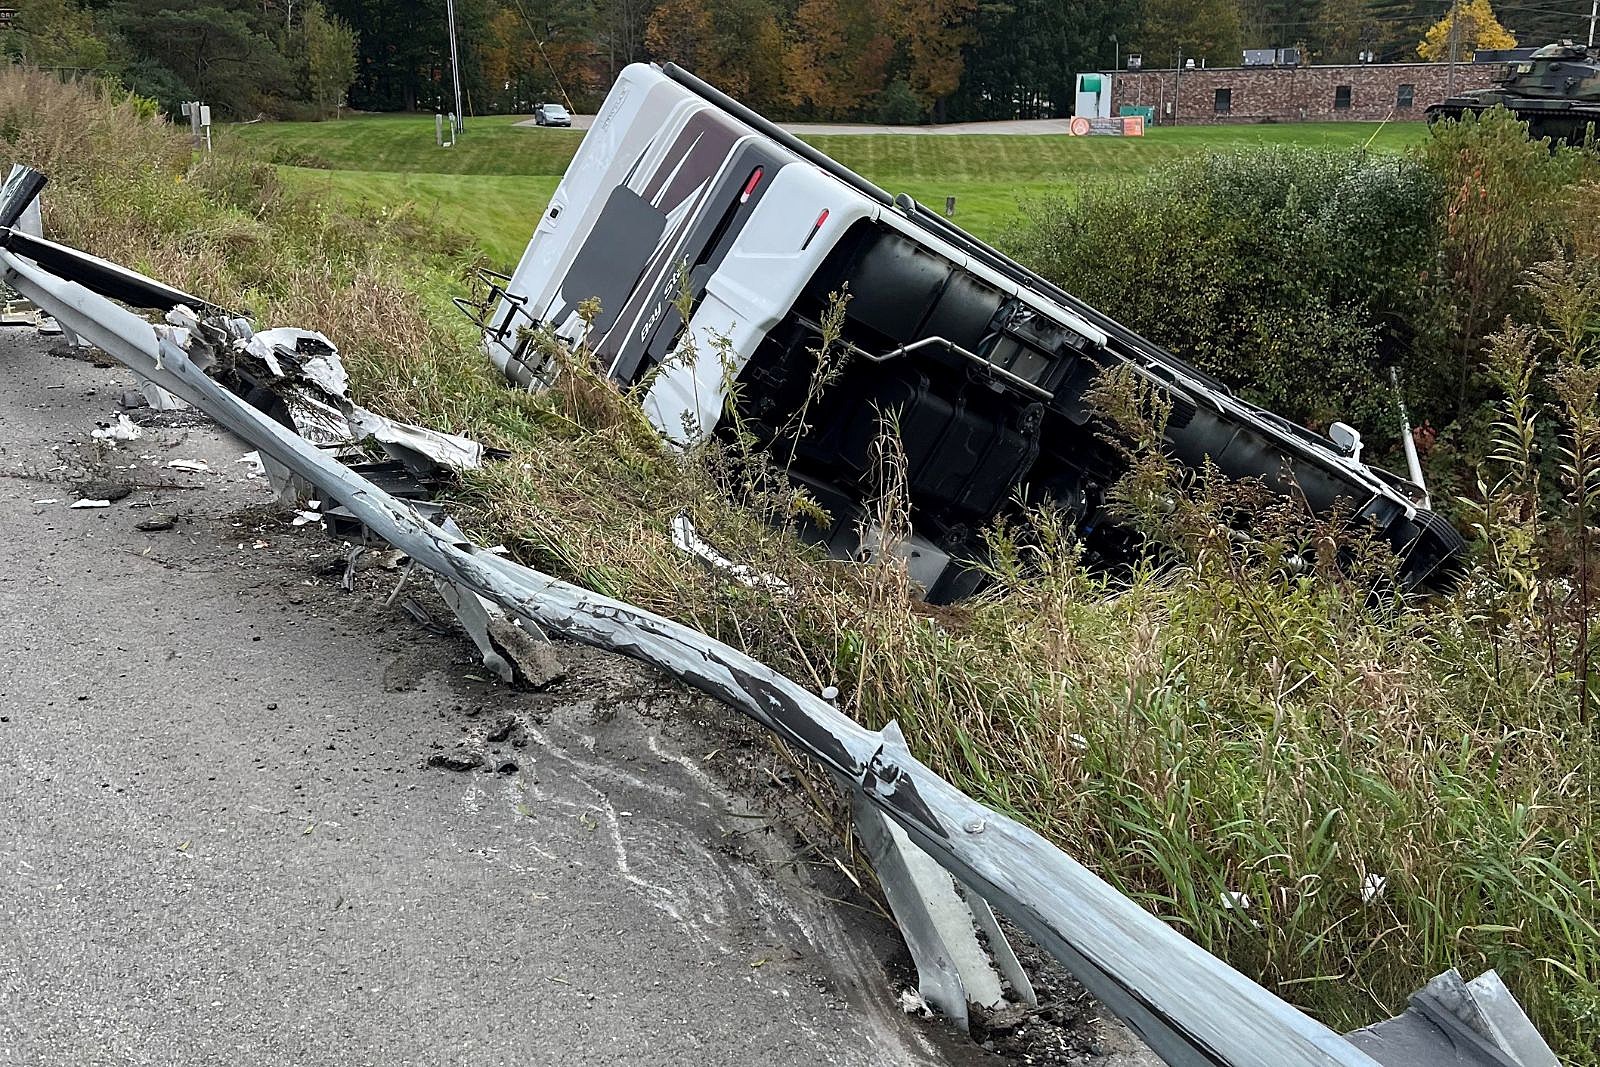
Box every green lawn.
[233,112,1431,270]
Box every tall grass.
[4,69,1595,1061]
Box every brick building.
[1100,61,1499,124]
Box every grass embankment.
[232,111,1428,267]
[7,71,1595,1061]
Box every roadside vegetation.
[1010,110,1600,517]
[4,68,1596,1062]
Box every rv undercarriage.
[731,222,1123,600]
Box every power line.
[509,0,577,113]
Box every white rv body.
[487,62,1104,441]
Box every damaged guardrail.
[0,167,1559,1067]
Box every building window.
[1215,87,1232,114]
[1334,85,1352,109]
[1397,83,1415,108]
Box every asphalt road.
[0,330,963,1066]
[516,115,1075,136]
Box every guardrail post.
[852,722,1029,1030]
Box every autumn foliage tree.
[785,0,975,120]
[785,0,894,116]
[887,0,976,115]
[648,0,785,110]
[1418,0,1517,61]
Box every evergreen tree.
[111,0,291,115]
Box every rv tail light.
[802,208,829,250]
[740,167,764,203]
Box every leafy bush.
[1010,146,1444,433]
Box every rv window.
[559,186,667,334]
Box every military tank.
[1427,41,1600,143]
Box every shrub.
[1010,146,1444,434]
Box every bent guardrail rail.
[0,165,1559,1067]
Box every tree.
[326,0,448,112]
[645,0,710,70]
[884,0,976,117]
[1418,0,1517,61]
[1366,0,1440,61]
[950,0,1138,120]
[703,0,785,111]
[112,0,291,116]
[508,0,605,109]
[302,1,358,118]
[595,0,656,82]
[785,0,893,117]
[647,0,783,110]
[1313,0,1378,63]
[1137,0,1243,68]
[8,0,112,70]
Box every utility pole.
[1447,0,1460,97]
[1589,0,1597,46]
[1173,46,1183,125]
[445,0,465,134]
[1111,33,1119,71]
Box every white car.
[533,103,572,127]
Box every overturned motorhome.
[469,63,1464,600]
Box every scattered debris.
[432,566,566,690]
[340,545,365,591]
[166,458,209,473]
[899,990,933,1017]
[670,514,792,592]
[426,747,485,773]
[398,597,451,637]
[1360,873,1387,905]
[32,498,57,505]
[179,310,491,475]
[74,478,131,502]
[236,450,264,478]
[370,548,406,570]
[69,498,110,509]
[90,413,142,442]
[134,515,177,532]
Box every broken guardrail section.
[0,164,1559,1067]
